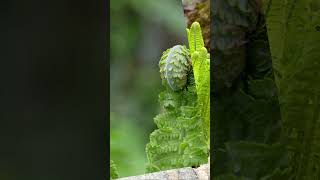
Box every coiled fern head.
[159,45,190,91]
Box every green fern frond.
[265,0,320,178]
[146,21,209,173]
[110,160,119,179]
[146,82,208,172]
[187,22,210,144]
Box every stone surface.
[116,163,209,180]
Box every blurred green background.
[110,0,187,177]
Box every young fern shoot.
[146,22,210,172]
[187,22,210,147]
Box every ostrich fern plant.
[146,22,210,173]
[264,0,320,179]
[212,0,288,179]
[212,0,320,179]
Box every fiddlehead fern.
[159,45,190,91]
[146,22,209,173]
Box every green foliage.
[110,160,119,179]
[146,82,208,172]
[264,0,320,179]
[212,78,285,178]
[215,142,289,180]
[213,0,320,179]
[146,22,210,173]
[212,0,287,179]
[187,22,210,141]
[225,142,287,178]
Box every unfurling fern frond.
[159,45,190,91]
[146,22,210,173]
